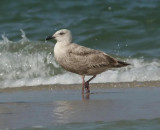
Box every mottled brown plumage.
[46,29,130,93]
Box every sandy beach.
[0,81,160,129]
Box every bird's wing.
[67,43,118,69]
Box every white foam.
[0,58,160,88]
[20,29,30,43]
[0,34,12,44]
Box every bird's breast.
[54,43,68,64]
[54,43,64,55]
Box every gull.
[46,29,130,93]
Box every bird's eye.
[59,32,65,35]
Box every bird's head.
[46,29,72,43]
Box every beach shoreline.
[0,80,160,93]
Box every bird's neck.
[57,40,72,46]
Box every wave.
[0,30,160,88]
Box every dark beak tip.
[46,35,53,40]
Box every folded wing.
[68,43,129,69]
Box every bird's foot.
[86,89,90,93]
[85,81,90,93]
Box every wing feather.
[67,43,118,69]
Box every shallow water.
[0,87,160,129]
[23,119,160,130]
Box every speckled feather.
[52,29,129,76]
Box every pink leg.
[85,75,96,93]
[81,75,85,94]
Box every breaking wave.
[0,30,160,88]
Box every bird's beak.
[46,35,55,40]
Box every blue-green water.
[0,0,160,88]
[0,1,160,129]
[22,119,160,130]
[1,87,160,129]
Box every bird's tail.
[115,60,130,68]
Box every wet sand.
[0,81,160,129]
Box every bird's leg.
[81,75,85,94]
[85,75,96,93]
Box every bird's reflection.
[82,93,90,100]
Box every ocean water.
[0,1,160,128]
[22,119,160,130]
[1,87,160,129]
[0,0,160,88]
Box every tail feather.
[115,60,130,67]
